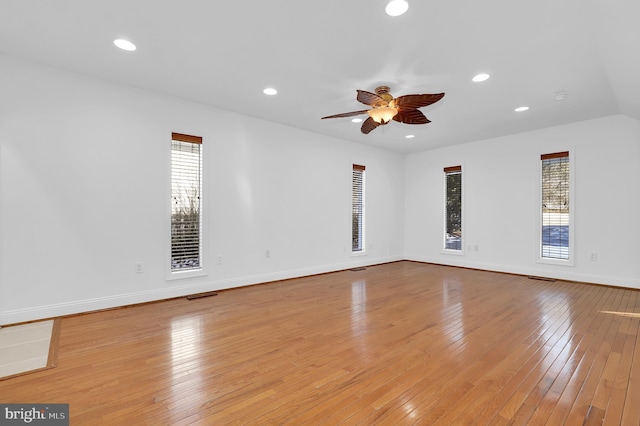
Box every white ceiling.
[1,0,639,154]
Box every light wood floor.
[2,261,639,425]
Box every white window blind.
[444,165,462,251]
[171,132,202,271]
[541,151,569,260]
[352,164,365,252]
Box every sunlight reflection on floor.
[170,316,204,405]
[600,310,640,318]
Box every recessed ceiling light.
[472,73,490,82]
[352,118,363,123]
[263,88,277,96]
[515,106,530,112]
[405,134,415,139]
[113,39,136,51]
[386,0,409,16]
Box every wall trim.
[404,254,640,289]
[0,255,403,325]
[4,254,637,325]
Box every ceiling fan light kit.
[367,106,398,124]
[366,86,398,124]
[322,85,445,134]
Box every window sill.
[440,249,464,256]
[536,257,574,267]
[166,268,208,281]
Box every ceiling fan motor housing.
[374,86,394,104]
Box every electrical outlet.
[589,252,597,261]
[265,249,270,258]
[217,255,223,265]
[135,262,143,274]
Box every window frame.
[442,165,464,255]
[167,132,207,280]
[537,149,575,266]
[352,164,366,255]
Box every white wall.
[0,55,405,324]
[405,114,640,288]
[2,55,639,325]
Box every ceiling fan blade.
[321,109,370,119]
[393,108,431,125]
[391,93,445,109]
[357,90,385,107]
[360,117,381,134]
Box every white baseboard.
[404,254,640,289]
[4,254,634,325]
[0,255,403,325]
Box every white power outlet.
[135,262,143,274]
[265,249,270,258]
[589,252,597,261]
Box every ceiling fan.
[321,86,445,134]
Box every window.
[541,151,570,260]
[444,165,462,251]
[352,164,365,253]
[171,133,202,271]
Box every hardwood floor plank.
[537,284,623,425]
[524,292,607,424]
[477,283,603,424]
[1,261,638,424]
[599,290,638,426]
[563,288,627,424]
[620,296,640,425]
[441,282,592,424]
[437,281,586,424]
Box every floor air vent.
[186,291,218,300]
[527,275,556,282]
[350,267,367,271]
